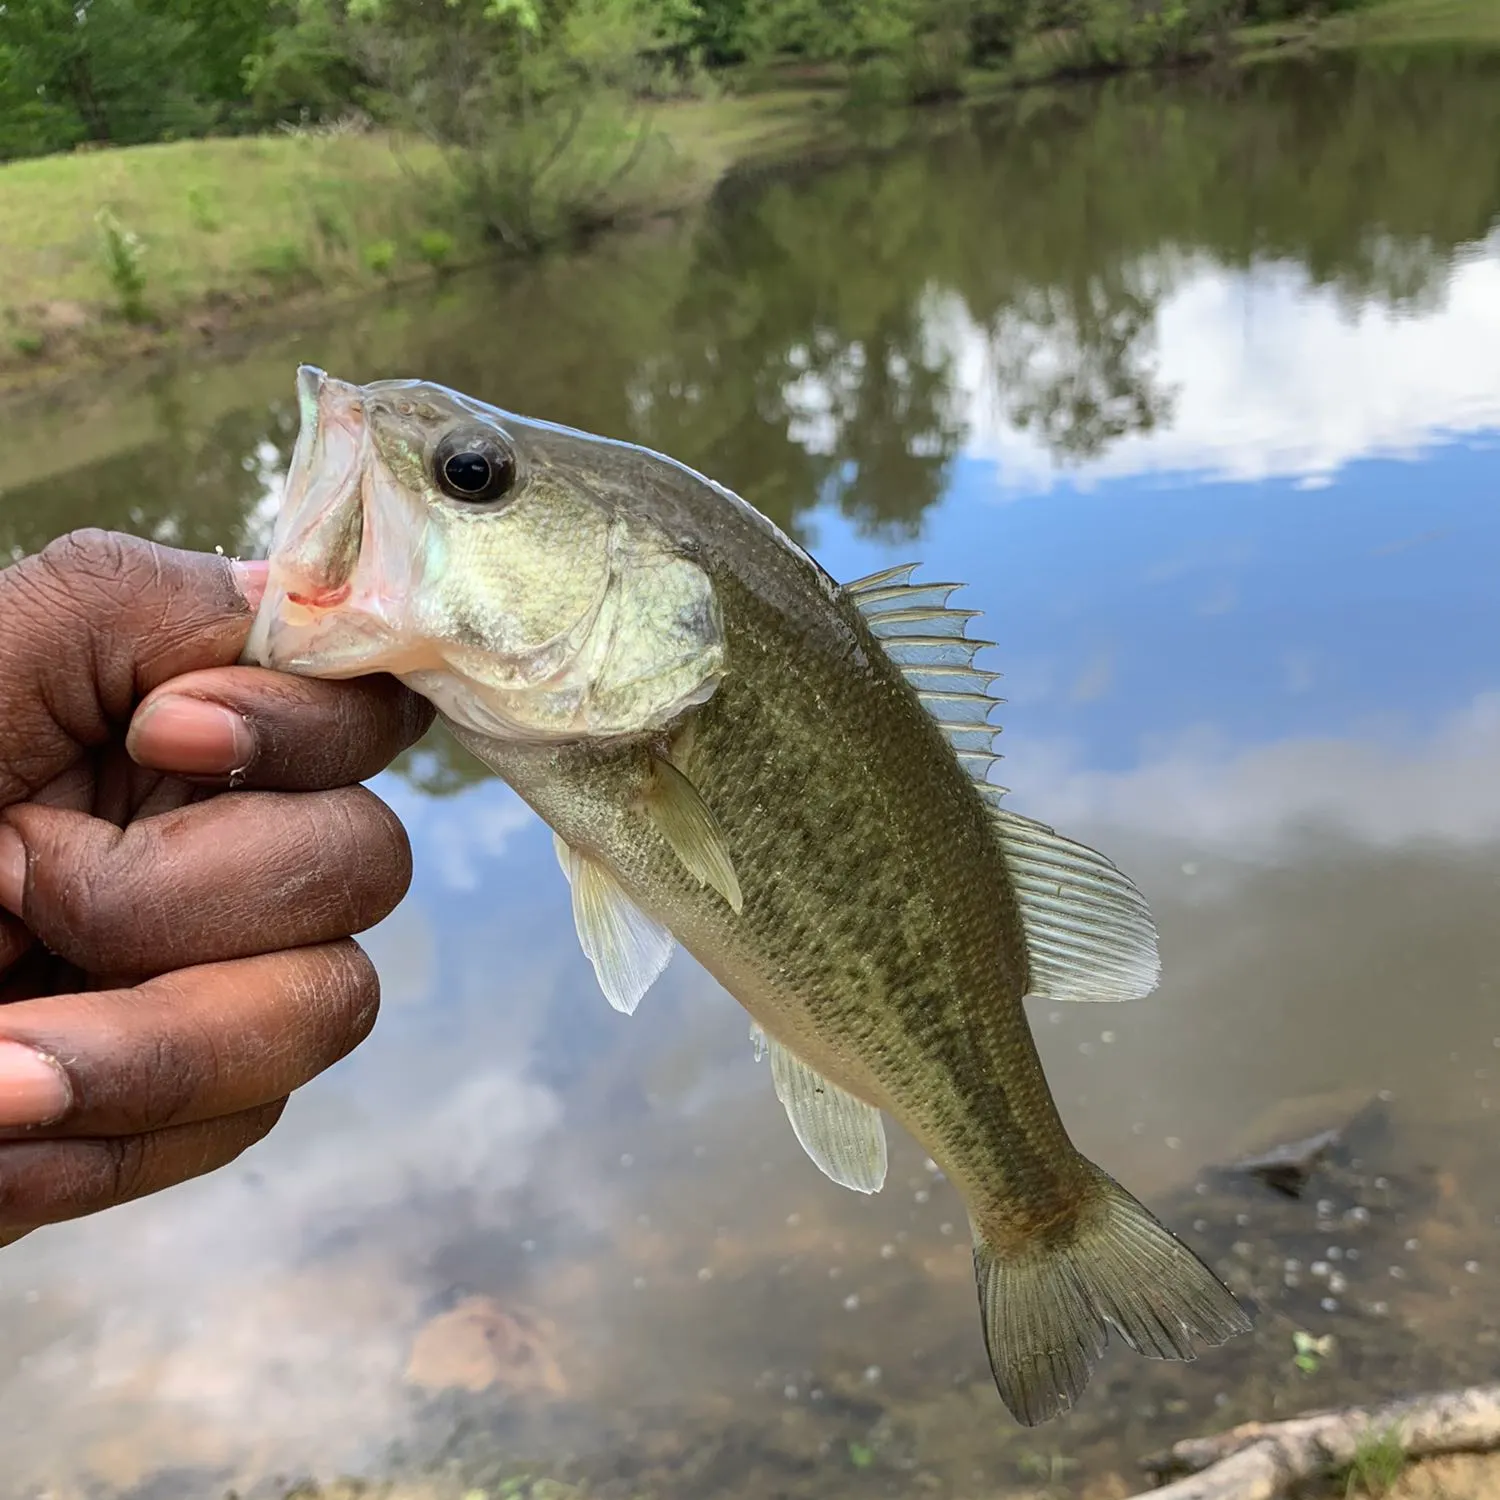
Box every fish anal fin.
[988,806,1160,1002]
[972,1160,1251,1426]
[643,753,743,914]
[767,1039,887,1194]
[554,832,675,1015]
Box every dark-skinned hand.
[0,529,433,1245]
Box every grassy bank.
[1236,0,1500,61]
[0,85,849,392]
[1,0,1496,395]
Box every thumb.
[0,532,267,807]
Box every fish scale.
[246,364,1252,1425]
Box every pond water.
[2,46,1500,1500]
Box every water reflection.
[1,46,1499,1500]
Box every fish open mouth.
[242,365,388,671]
[285,582,352,610]
[244,364,458,680]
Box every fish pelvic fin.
[970,1161,1251,1426]
[554,832,676,1014]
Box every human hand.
[0,530,433,1244]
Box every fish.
[243,364,1252,1424]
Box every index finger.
[126,665,434,790]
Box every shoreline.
[0,83,968,403]
[1,0,1496,404]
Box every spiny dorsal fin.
[845,562,1005,789]
[642,754,743,914]
[554,833,676,1014]
[846,565,1155,1003]
[753,1025,887,1193]
[988,807,1160,1002]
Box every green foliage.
[1291,1327,1332,1372]
[243,1,375,124]
[416,226,458,267]
[5,46,1497,609]
[442,93,671,251]
[95,206,149,319]
[341,0,685,250]
[1015,1449,1080,1487]
[0,0,281,160]
[10,331,46,357]
[251,234,318,283]
[1339,1426,1408,1498]
[185,184,222,230]
[0,0,1450,173]
[361,235,397,272]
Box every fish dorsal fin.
[643,754,744,914]
[846,566,1156,1002]
[753,1026,887,1193]
[845,563,1007,790]
[987,807,1160,1002]
[554,833,676,1014]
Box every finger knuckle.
[0,1152,25,1228]
[103,1134,154,1205]
[238,1099,288,1151]
[322,941,382,1056]
[296,789,411,933]
[392,681,437,751]
[37,831,146,973]
[38,529,160,601]
[140,1018,218,1131]
[0,1140,121,1229]
[342,788,415,919]
[0,1152,51,1232]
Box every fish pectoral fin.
[971,1160,1251,1426]
[989,807,1161,1003]
[766,1038,887,1194]
[643,754,743,914]
[554,832,676,1015]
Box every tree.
[0,0,213,151]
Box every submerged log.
[1133,1385,1500,1500]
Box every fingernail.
[0,823,25,916]
[0,1042,72,1129]
[231,559,270,611]
[127,695,255,776]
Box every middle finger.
[2,787,410,981]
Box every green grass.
[0,132,445,314]
[1349,0,1500,45]
[1337,1425,1409,1498]
[1237,0,1500,60]
[1,0,1495,388]
[0,89,845,385]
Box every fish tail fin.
[971,1160,1252,1426]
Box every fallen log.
[1133,1385,1500,1500]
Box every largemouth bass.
[244,365,1251,1424]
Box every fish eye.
[434,430,516,504]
